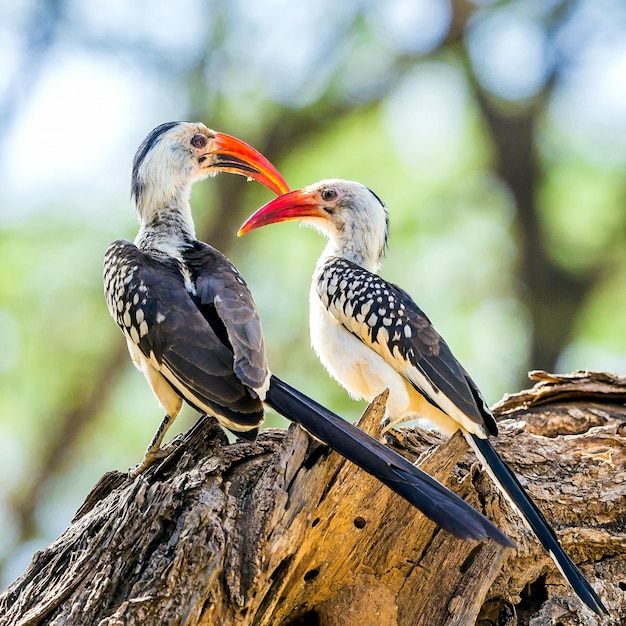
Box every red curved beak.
[211,132,289,196]
[238,188,327,236]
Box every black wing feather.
[187,242,269,393]
[319,257,497,435]
[105,240,264,427]
[317,257,606,615]
[266,375,514,546]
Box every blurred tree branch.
[467,83,598,374]
[458,2,603,376]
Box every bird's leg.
[127,360,184,477]
[129,413,178,477]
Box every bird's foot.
[128,440,181,478]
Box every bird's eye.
[321,188,337,202]
[191,133,208,149]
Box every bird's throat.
[135,200,197,252]
[322,236,381,274]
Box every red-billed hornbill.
[102,124,513,546]
[239,178,607,615]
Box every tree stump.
[1,371,624,625]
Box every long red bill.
[238,189,327,236]
[211,132,289,196]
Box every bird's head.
[238,179,389,270]
[131,121,288,222]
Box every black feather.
[365,187,389,255]
[317,256,606,614]
[266,375,515,547]
[131,121,183,202]
[319,257,496,434]
[470,435,607,615]
[104,240,264,427]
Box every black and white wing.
[104,239,265,430]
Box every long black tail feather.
[469,434,607,616]
[265,375,514,547]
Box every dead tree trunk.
[1,371,624,625]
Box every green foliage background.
[0,0,624,589]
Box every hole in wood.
[270,555,294,581]
[311,517,320,527]
[516,575,548,618]
[304,568,319,582]
[459,544,482,573]
[284,609,320,626]
[303,443,329,469]
[353,516,366,529]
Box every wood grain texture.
[1,372,624,625]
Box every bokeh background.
[1,0,625,589]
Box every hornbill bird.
[102,123,513,545]
[239,178,607,616]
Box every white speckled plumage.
[251,177,606,615]
[104,122,279,474]
[102,130,525,547]
[288,179,489,438]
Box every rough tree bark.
[1,371,624,625]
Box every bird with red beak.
[103,126,513,549]
[239,178,607,616]
[105,122,289,475]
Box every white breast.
[310,285,410,406]
[309,284,466,436]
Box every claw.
[128,440,181,478]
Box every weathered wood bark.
[1,371,624,625]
